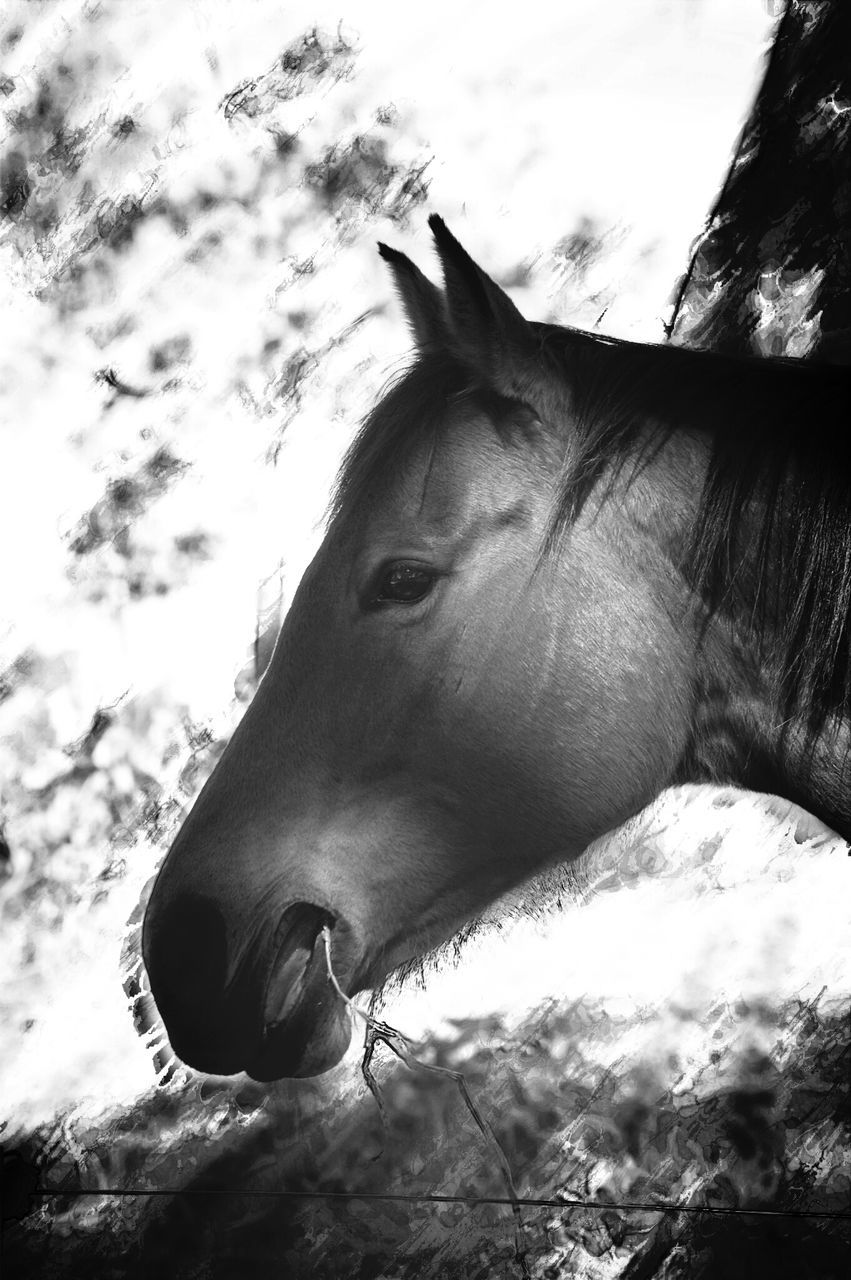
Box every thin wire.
[22,1187,851,1220]
[320,926,531,1277]
[20,924,850,1235]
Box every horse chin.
[244,1003,352,1080]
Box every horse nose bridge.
[142,771,382,982]
[149,778,297,908]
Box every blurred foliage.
[670,0,851,360]
[5,991,850,1277]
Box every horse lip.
[245,903,354,1080]
[264,944,314,1028]
[262,905,332,1033]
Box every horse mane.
[334,333,851,735]
[540,326,851,733]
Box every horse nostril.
[141,891,354,1078]
[144,893,228,996]
[143,893,233,1058]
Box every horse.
[141,215,851,1083]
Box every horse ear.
[378,241,448,350]
[427,215,538,396]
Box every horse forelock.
[329,349,541,526]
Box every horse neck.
[650,435,851,842]
[682,647,851,840]
[566,335,851,839]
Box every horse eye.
[374,563,435,605]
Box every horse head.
[141,218,850,1080]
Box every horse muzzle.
[141,894,355,1079]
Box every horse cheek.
[558,566,693,837]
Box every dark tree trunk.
[668,0,851,363]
